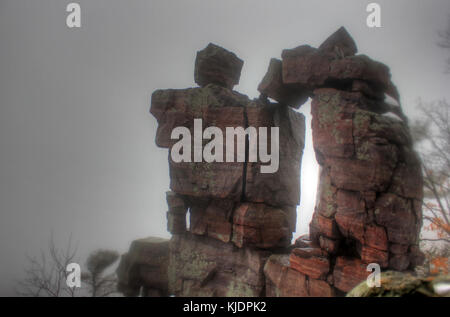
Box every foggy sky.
[0,0,449,295]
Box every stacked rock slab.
[263,27,424,296]
[150,43,305,296]
[145,27,424,297]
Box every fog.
[0,0,449,295]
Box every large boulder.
[116,237,169,297]
[318,26,358,57]
[282,49,392,93]
[257,58,309,108]
[150,85,249,201]
[232,203,292,249]
[168,233,270,297]
[194,43,244,89]
[189,198,234,243]
[147,27,425,298]
[264,254,335,297]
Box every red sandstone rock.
[351,80,384,100]
[189,199,234,243]
[169,161,244,201]
[264,254,309,297]
[335,211,365,242]
[315,168,338,218]
[328,55,391,89]
[333,257,370,293]
[232,203,292,249]
[151,85,250,200]
[389,254,410,271]
[194,43,244,89]
[282,47,392,92]
[265,254,335,297]
[354,138,399,168]
[336,190,365,214]
[308,278,335,297]
[388,148,423,200]
[318,26,358,57]
[169,233,270,297]
[257,58,309,108]
[311,89,400,192]
[294,234,316,248]
[374,193,417,245]
[352,108,411,146]
[282,45,333,88]
[149,30,425,298]
[290,247,330,280]
[390,243,409,255]
[310,213,341,240]
[311,90,355,159]
[361,246,389,267]
[327,157,394,192]
[319,236,340,254]
[364,225,388,251]
[150,85,249,148]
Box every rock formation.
[118,26,425,297]
[116,237,169,296]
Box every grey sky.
[0,0,449,295]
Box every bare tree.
[16,235,79,297]
[81,249,119,297]
[411,99,450,246]
[409,16,450,275]
[17,235,120,297]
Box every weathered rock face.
[333,257,371,293]
[318,26,358,57]
[166,191,188,234]
[116,237,169,297]
[282,49,392,94]
[151,85,248,201]
[306,86,423,292]
[245,103,305,207]
[194,43,244,89]
[119,28,425,297]
[264,254,335,297]
[290,27,423,293]
[257,58,309,108]
[232,203,292,249]
[189,198,235,243]
[146,42,306,297]
[264,254,309,297]
[169,233,270,297]
[290,247,330,280]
